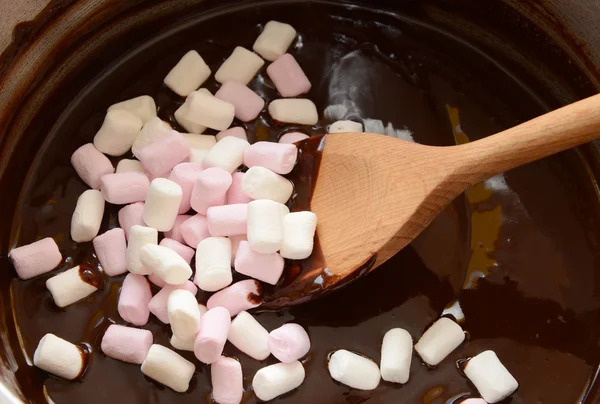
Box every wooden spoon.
[263,93,600,308]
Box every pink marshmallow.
[229,234,247,265]
[118,274,152,326]
[194,306,231,364]
[148,272,166,288]
[268,323,311,363]
[243,141,298,175]
[9,237,62,280]
[71,143,114,189]
[137,131,191,177]
[279,132,309,144]
[215,81,265,122]
[148,281,198,323]
[180,214,211,248]
[118,202,145,239]
[159,238,195,264]
[190,167,232,214]
[206,279,263,316]
[168,162,204,214]
[164,214,192,243]
[93,228,127,276]
[207,204,248,237]
[100,172,150,205]
[266,54,312,97]
[215,127,248,142]
[226,172,252,205]
[234,241,284,285]
[101,324,153,364]
[211,356,244,404]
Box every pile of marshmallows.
[8,21,518,404]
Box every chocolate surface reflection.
[3,1,600,403]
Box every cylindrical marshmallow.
[175,100,207,135]
[190,167,232,214]
[215,46,265,85]
[165,214,192,243]
[148,272,166,288]
[203,136,250,173]
[242,166,293,203]
[116,158,145,173]
[266,53,311,97]
[108,95,157,124]
[170,334,195,352]
[227,311,270,360]
[9,237,62,280]
[131,117,173,157]
[229,234,247,265]
[137,131,191,176]
[46,265,100,308]
[211,356,244,404]
[168,289,202,339]
[252,361,305,401]
[140,244,192,285]
[253,21,297,62]
[194,307,231,364]
[118,202,145,239]
[180,213,211,247]
[215,81,265,122]
[148,281,198,323]
[71,143,114,189]
[268,99,318,125]
[126,225,158,275]
[280,211,317,260]
[234,241,284,285]
[328,350,381,390]
[279,132,309,144]
[93,228,127,276]
[207,204,247,237]
[414,317,466,366]
[141,344,195,393]
[226,172,252,205]
[268,323,310,363]
[143,178,183,232]
[181,90,235,131]
[168,162,203,214]
[329,120,363,134]
[160,238,195,264]
[118,273,152,326]
[33,334,85,380]
[93,109,143,156]
[164,50,211,97]
[207,279,263,316]
[195,237,232,292]
[380,328,412,384]
[71,189,105,243]
[244,142,298,175]
[216,127,248,142]
[247,200,289,254]
[100,172,150,205]
[101,324,153,364]
[464,351,519,403]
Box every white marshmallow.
[183,133,217,164]
[71,189,105,243]
[33,334,85,380]
[175,104,207,134]
[126,225,158,275]
[143,178,183,232]
[227,311,270,360]
[46,265,99,308]
[203,136,250,173]
[247,200,289,254]
[464,351,519,403]
[442,300,465,323]
[280,211,317,260]
[195,237,232,292]
[329,120,363,133]
[414,317,465,366]
[131,117,172,157]
[268,99,318,125]
[170,334,195,352]
[168,289,202,340]
[252,362,305,401]
[141,344,195,393]
[253,21,297,62]
[178,90,235,131]
[140,244,192,285]
[328,349,381,390]
[215,46,265,85]
[242,166,293,203]
[164,50,211,96]
[108,95,156,125]
[116,159,145,173]
[93,109,143,156]
[380,328,412,384]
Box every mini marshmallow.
[93,109,143,156]
[168,162,203,214]
[215,46,265,85]
[116,158,145,173]
[215,127,248,142]
[227,311,270,360]
[170,335,195,352]
[227,172,252,205]
[380,328,412,384]
[328,349,381,390]
[207,204,248,237]
[268,99,318,125]
[33,334,85,380]
[211,357,243,404]
[194,306,231,364]
[464,351,518,403]
[242,166,293,204]
[137,131,191,177]
[118,273,152,325]
[234,241,283,285]
[9,237,62,280]
[229,234,247,265]
[253,361,305,401]
[118,202,145,239]
[461,400,488,404]
[203,136,250,173]
[247,200,289,254]
[71,143,114,189]
[140,244,192,285]
[148,272,167,288]
[141,344,195,393]
[143,178,183,231]
[253,21,297,62]
[329,120,363,133]
[126,225,158,275]
[101,324,153,364]
[280,211,317,260]
[175,101,207,134]
[168,289,202,339]
[46,265,99,308]
[160,238,195,264]
[164,50,211,96]
[71,189,105,243]
[207,279,263,316]
[279,132,309,144]
[414,317,465,366]
[268,323,310,363]
[190,167,232,214]
[108,95,156,124]
[244,141,298,175]
[165,214,192,243]
[195,237,232,292]
[93,228,127,276]
[184,134,216,164]
[178,90,235,131]
[148,281,198,323]
[215,81,265,122]
[100,172,150,205]
[131,117,173,157]
[267,54,311,97]
[180,214,211,247]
